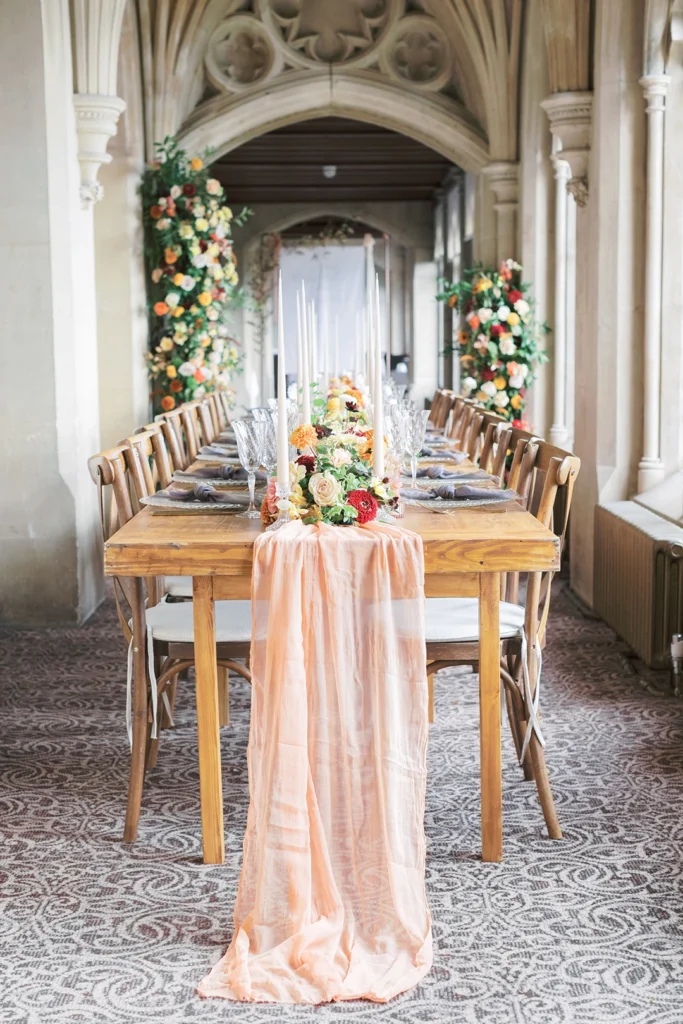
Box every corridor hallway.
[1,584,681,1024]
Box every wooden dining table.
[104,487,560,866]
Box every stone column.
[549,155,571,447]
[637,74,670,492]
[482,162,519,262]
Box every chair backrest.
[197,398,217,446]
[480,420,512,482]
[447,399,475,447]
[505,441,580,639]
[206,391,224,433]
[214,388,233,428]
[157,409,189,470]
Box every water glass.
[233,419,267,518]
[405,408,430,490]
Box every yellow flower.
[229,271,239,285]
[178,222,194,240]
[172,273,184,286]
[507,311,520,326]
[221,206,233,221]
[476,390,489,402]
[213,266,224,281]
[190,157,203,171]
[510,394,523,410]
[159,337,174,352]
[290,483,308,508]
[172,306,184,318]
[326,397,341,413]
[197,291,212,307]
[494,376,506,390]
[201,336,212,347]
[473,277,492,294]
[166,364,177,378]
[190,305,199,314]
[195,218,209,232]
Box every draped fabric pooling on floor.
[199,520,432,1004]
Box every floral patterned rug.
[1,584,682,1024]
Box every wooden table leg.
[192,576,225,864]
[479,572,502,862]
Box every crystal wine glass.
[404,408,430,490]
[261,415,278,479]
[233,419,267,518]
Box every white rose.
[206,306,219,321]
[499,336,516,355]
[181,275,195,291]
[164,292,180,308]
[493,287,501,298]
[178,361,195,377]
[206,178,222,195]
[155,218,171,230]
[481,381,497,398]
[512,325,522,337]
[308,472,343,507]
[496,305,510,322]
[194,385,206,398]
[170,185,182,199]
[330,448,352,468]
[462,376,477,394]
[509,375,525,389]
[514,298,530,316]
[477,307,493,323]
[493,390,509,408]
[192,253,209,268]
[208,351,221,364]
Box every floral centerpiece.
[261,421,395,527]
[436,260,548,424]
[140,137,250,413]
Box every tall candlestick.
[334,316,339,379]
[310,302,318,383]
[384,234,392,376]
[301,281,311,422]
[276,273,289,486]
[372,275,384,480]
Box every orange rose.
[170,379,183,393]
[447,295,457,308]
[160,395,175,411]
[468,314,481,331]
[153,301,169,316]
[173,273,184,286]
[150,205,162,219]
[289,424,318,450]
[164,247,178,264]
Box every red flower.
[490,323,504,338]
[482,369,495,381]
[296,455,315,473]
[508,289,522,304]
[347,489,379,524]
[182,183,197,197]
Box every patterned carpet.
[1,585,682,1024]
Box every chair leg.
[145,722,159,772]
[501,666,535,781]
[528,734,562,839]
[428,671,435,724]
[217,665,230,727]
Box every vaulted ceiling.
[212,116,455,203]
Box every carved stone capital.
[541,91,593,205]
[482,161,519,211]
[73,93,126,207]
[639,74,671,113]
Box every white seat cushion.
[425,598,525,643]
[164,575,193,598]
[146,600,252,643]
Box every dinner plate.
[196,454,243,464]
[173,473,251,488]
[403,494,511,509]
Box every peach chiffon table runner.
[199,519,432,1005]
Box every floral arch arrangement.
[140,137,250,413]
[437,261,548,424]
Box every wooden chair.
[158,407,191,470]
[479,420,512,484]
[87,443,252,844]
[428,389,456,432]
[424,439,580,840]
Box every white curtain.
[279,243,367,378]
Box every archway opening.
[210,116,471,407]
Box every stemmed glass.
[262,415,278,479]
[404,408,430,490]
[233,419,267,518]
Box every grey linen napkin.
[402,484,518,502]
[163,483,253,506]
[419,446,467,463]
[416,465,487,480]
[175,465,267,482]
[200,444,240,458]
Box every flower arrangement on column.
[141,137,250,413]
[436,260,548,424]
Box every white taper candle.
[372,275,384,480]
[276,273,289,486]
[301,281,311,422]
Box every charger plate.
[196,454,242,464]
[403,494,510,510]
[140,494,256,514]
[173,473,252,488]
